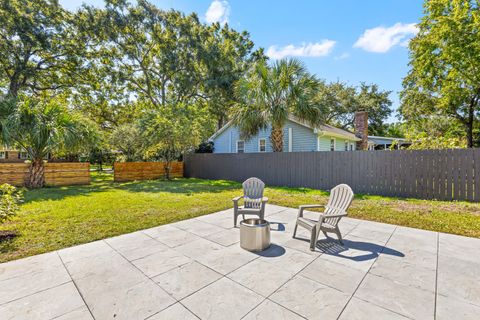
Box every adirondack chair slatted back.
[324,184,354,226]
[243,178,265,209]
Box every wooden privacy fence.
[185,149,480,202]
[114,162,183,182]
[0,162,90,187]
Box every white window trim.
[0,151,5,159]
[258,138,266,152]
[350,143,354,151]
[344,141,349,151]
[330,138,336,151]
[236,140,245,153]
[288,128,293,152]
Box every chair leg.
[234,213,238,227]
[322,231,328,238]
[292,223,298,238]
[310,227,318,251]
[335,226,344,245]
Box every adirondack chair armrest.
[299,204,325,209]
[262,197,268,203]
[232,196,242,210]
[297,204,325,218]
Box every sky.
[60,0,425,122]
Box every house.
[209,112,409,153]
[367,136,410,150]
[0,148,54,163]
[0,148,29,163]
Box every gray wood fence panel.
[474,149,480,201]
[184,148,480,202]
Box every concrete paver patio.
[1,204,480,319]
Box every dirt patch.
[0,230,17,242]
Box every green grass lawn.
[1,172,479,263]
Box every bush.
[195,141,214,153]
[0,184,23,224]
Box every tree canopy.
[0,0,87,98]
[400,0,480,148]
[73,0,262,129]
[317,82,392,136]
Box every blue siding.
[282,121,317,152]
[212,119,357,153]
[213,126,233,153]
[212,125,274,153]
[318,136,356,151]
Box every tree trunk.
[270,126,284,152]
[26,159,45,188]
[467,95,477,148]
[8,80,20,98]
[164,161,171,180]
[466,121,474,148]
[217,117,224,130]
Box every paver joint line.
[0,279,72,307]
[56,251,96,320]
[335,225,398,320]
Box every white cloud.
[205,0,230,25]
[334,52,350,60]
[354,23,418,53]
[266,40,336,60]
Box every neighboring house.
[0,148,29,163]
[368,136,411,150]
[0,148,55,163]
[209,112,409,153]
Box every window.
[344,141,349,151]
[259,138,266,152]
[330,138,336,151]
[20,152,28,159]
[0,152,5,159]
[350,143,354,151]
[236,140,245,153]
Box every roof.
[368,135,410,145]
[209,116,361,142]
[367,135,408,141]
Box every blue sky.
[60,0,424,122]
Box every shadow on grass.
[23,172,242,203]
[0,231,18,255]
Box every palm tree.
[0,96,98,188]
[232,58,324,152]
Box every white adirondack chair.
[233,177,268,227]
[293,184,354,250]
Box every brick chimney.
[355,111,368,150]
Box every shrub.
[195,141,214,153]
[0,184,23,224]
